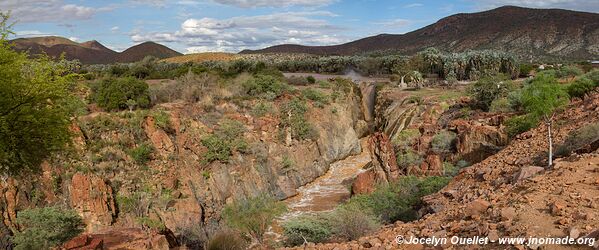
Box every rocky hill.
[242,6,599,60]
[292,91,599,249]
[10,36,181,64]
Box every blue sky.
[2,0,598,53]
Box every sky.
[1,0,598,54]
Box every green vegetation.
[222,194,286,242]
[343,176,449,223]
[468,74,514,111]
[556,122,599,157]
[243,75,288,98]
[555,65,583,78]
[301,88,329,107]
[13,207,84,250]
[280,98,317,140]
[396,150,424,169]
[127,143,154,165]
[283,215,331,246]
[201,119,248,163]
[566,70,598,99]
[431,130,457,154]
[0,14,73,175]
[92,77,151,111]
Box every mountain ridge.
[241,6,599,60]
[10,37,182,64]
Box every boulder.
[465,199,490,218]
[144,116,175,158]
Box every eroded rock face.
[62,228,170,250]
[449,119,508,164]
[144,116,175,158]
[69,173,116,232]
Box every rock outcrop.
[69,173,116,232]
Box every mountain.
[241,6,599,60]
[10,37,182,64]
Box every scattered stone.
[500,207,517,221]
[550,200,567,216]
[569,227,580,239]
[513,166,545,183]
[465,199,490,218]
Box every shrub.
[342,176,449,223]
[489,97,513,113]
[555,122,599,157]
[287,76,310,86]
[567,77,595,99]
[283,215,331,246]
[280,98,317,140]
[396,150,424,169]
[306,75,316,84]
[468,74,514,111]
[13,207,84,250]
[301,88,329,107]
[93,77,151,111]
[519,63,534,77]
[207,230,248,250]
[222,194,286,242]
[251,102,273,117]
[136,216,166,231]
[431,131,457,154]
[327,206,379,241]
[556,65,583,78]
[128,143,154,165]
[243,75,287,98]
[392,129,420,149]
[505,114,537,138]
[201,119,248,163]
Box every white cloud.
[373,19,411,27]
[68,36,80,42]
[111,26,120,32]
[0,0,98,23]
[14,30,54,37]
[212,0,337,8]
[131,11,349,53]
[404,3,423,8]
[472,0,599,12]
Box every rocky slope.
[293,91,599,249]
[242,6,599,60]
[10,36,181,64]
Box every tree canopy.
[0,13,74,175]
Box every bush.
[301,88,329,107]
[468,74,513,111]
[93,77,151,111]
[207,230,248,250]
[327,206,380,241]
[342,176,449,223]
[128,143,154,165]
[243,75,287,98]
[567,77,595,99]
[519,63,534,77]
[392,129,420,149]
[222,194,286,242]
[556,65,583,78]
[13,207,84,250]
[489,97,513,113]
[555,122,599,157]
[306,75,316,84]
[280,98,317,140]
[505,114,537,138]
[396,150,424,169]
[201,119,248,163]
[287,76,310,86]
[431,131,457,154]
[283,215,331,246]
[251,102,273,117]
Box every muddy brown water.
[267,139,371,239]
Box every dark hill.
[241,6,599,60]
[10,37,181,64]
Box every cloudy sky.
[1,0,598,53]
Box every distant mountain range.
[242,6,599,60]
[10,36,182,64]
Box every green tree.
[0,13,73,175]
[93,77,151,111]
[468,74,514,111]
[520,74,569,167]
[13,207,84,250]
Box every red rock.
[465,199,490,218]
[352,169,376,195]
[70,173,116,232]
[550,200,566,216]
[513,166,545,183]
[63,235,89,249]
